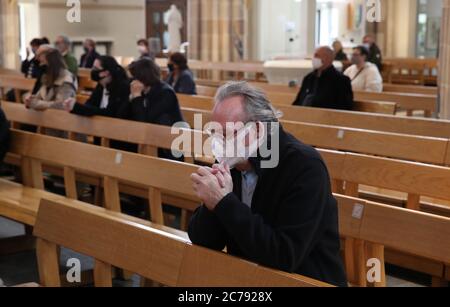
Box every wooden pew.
[2,130,450,285]
[3,100,448,168]
[3,101,448,168]
[384,58,438,86]
[383,84,438,96]
[34,198,328,287]
[175,99,449,166]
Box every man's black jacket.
[293,65,353,111]
[188,126,347,287]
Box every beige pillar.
[439,0,450,119]
[0,0,20,69]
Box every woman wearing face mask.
[21,38,47,79]
[63,56,130,118]
[165,52,197,95]
[123,58,184,159]
[343,46,383,93]
[24,49,77,111]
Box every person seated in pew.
[64,56,130,118]
[54,35,79,76]
[124,58,184,159]
[165,52,197,95]
[344,46,383,93]
[363,34,383,72]
[137,39,154,60]
[189,81,348,287]
[24,49,77,111]
[79,38,100,69]
[293,46,354,111]
[0,106,10,163]
[5,37,49,102]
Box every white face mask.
[312,57,323,70]
[211,124,265,169]
[138,45,148,54]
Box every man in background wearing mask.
[188,81,347,287]
[80,38,100,69]
[54,35,78,76]
[293,46,353,110]
[363,34,383,72]
[0,105,10,164]
[137,39,155,60]
[344,46,383,93]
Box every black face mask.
[83,47,90,53]
[167,64,175,72]
[91,69,107,82]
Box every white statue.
[165,4,183,53]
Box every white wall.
[256,0,312,60]
[37,0,146,58]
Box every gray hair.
[214,81,283,123]
[58,35,71,47]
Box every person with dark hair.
[137,39,154,60]
[80,38,100,68]
[124,58,184,159]
[293,46,353,111]
[24,49,77,111]
[64,55,129,117]
[363,34,383,72]
[0,106,10,163]
[166,52,197,95]
[344,46,383,92]
[21,38,47,79]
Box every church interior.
[0,0,449,289]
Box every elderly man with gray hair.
[189,81,347,287]
[54,35,78,76]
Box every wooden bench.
[2,130,450,286]
[178,96,450,139]
[353,91,437,117]
[3,101,448,167]
[384,58,438,86]
[0,76,35,103]
[176,99,449,166]
[34,198,328,287]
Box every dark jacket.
[368,43,383,72]
[71,80,135,152]
[21,57,41,79]
[0,107,10,163]
[122,81,184,159]
[80,50,101,68]
[72,81,130,118]
[293,65,354,111]
[166,69,197,95]
[188,126,348,287]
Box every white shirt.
[100,88,110,109]
[241,170,259,208]
[344,62,383,93]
